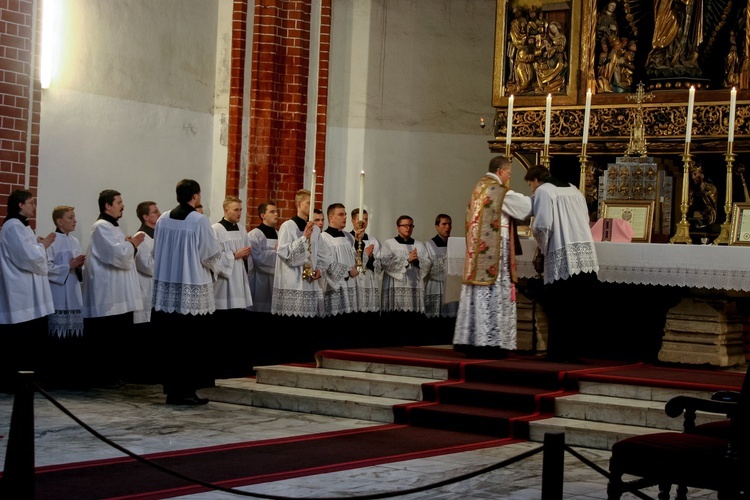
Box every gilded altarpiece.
[491,0,750,155]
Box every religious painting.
[492,0,581,106]
[600,200,655,242]
[729,202,750,245]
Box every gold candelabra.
[714,142,735,245]
[670,143,693,244]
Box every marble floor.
[0,383,722,499]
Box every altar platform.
[447,238,750,367]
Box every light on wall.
[40,0,62,89]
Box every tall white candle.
[359,170,365,220]
[544,94,552,146]
[582,88,592,145]
[308,169,316,222]
[685,86,695,144]
[506,95,514,146]
[729,87,737,143]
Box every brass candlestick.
[540,144,551,168]
[302,236,315,279]
[578,143,589,192]
[714,142,735,245]
[505,143,512,159]
[670,143,693,244]
[355,221,366,274]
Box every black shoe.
[166,394,209,406]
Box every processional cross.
[624,82,655,157]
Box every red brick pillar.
[0,1,42,223]
[235,0,330,227]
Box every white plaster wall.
[36,0,222,247]
[35,0,529,248]
[324,0,519,242]
[37,89,215,243]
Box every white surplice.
[0,218,54,324]
[46,231,84,335]
[271,218,329,317]
[212,222,253,310]
[351,233,381,313]
[380,238,431,313]
[320,230,358,316]
[424,236,457,318]
[531,182,599,285]
[152,210,225,316]
[82,219,141,318]
[247,226,277,313]
[133,233,154,324]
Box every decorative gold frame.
[492,0,582,107]
[729,203,750,246]
[600,200,655,243]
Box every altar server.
[247,201,279,313]
[0,190,56,387]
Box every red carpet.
[318,347,745,438]
[29,424,516,500]
[569,364,746,391]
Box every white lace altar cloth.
[447,238,750,292]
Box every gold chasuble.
[462,175,517,286]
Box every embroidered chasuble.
[463,175,512,285]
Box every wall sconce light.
[40,0,62,89]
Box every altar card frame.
[730,203,750,246]
[600,200,655,243]
[492,0,581,107]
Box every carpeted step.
[462,359,594,389]
[394,402,536,438]
[254,364,442,401]
[422,380,563,413]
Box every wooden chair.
[607,368,749,500]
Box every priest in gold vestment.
[453,157,532,357]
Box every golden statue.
[689,164,718,228]
[646,0,703,78]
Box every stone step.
[528,417,678,451]
[578,380,717,402]
[554,393,726,431]
[316,356,451,380]
[254,364,442,401]
[203,377,407,423]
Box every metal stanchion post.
[541,431,564,500]
[2,371,36,499]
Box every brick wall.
[0,0,41,225]
[234,0,330,227]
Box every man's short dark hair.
[327,203,345,217]
[176,179,201,204]
[98,189,121,213]
[7,189,33,218]
[396,215,413,226]
[136,201,156,223]
[434,213,451,226]
[524,165,551,183]
[258,201,276,218]
[488,156,511,173]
